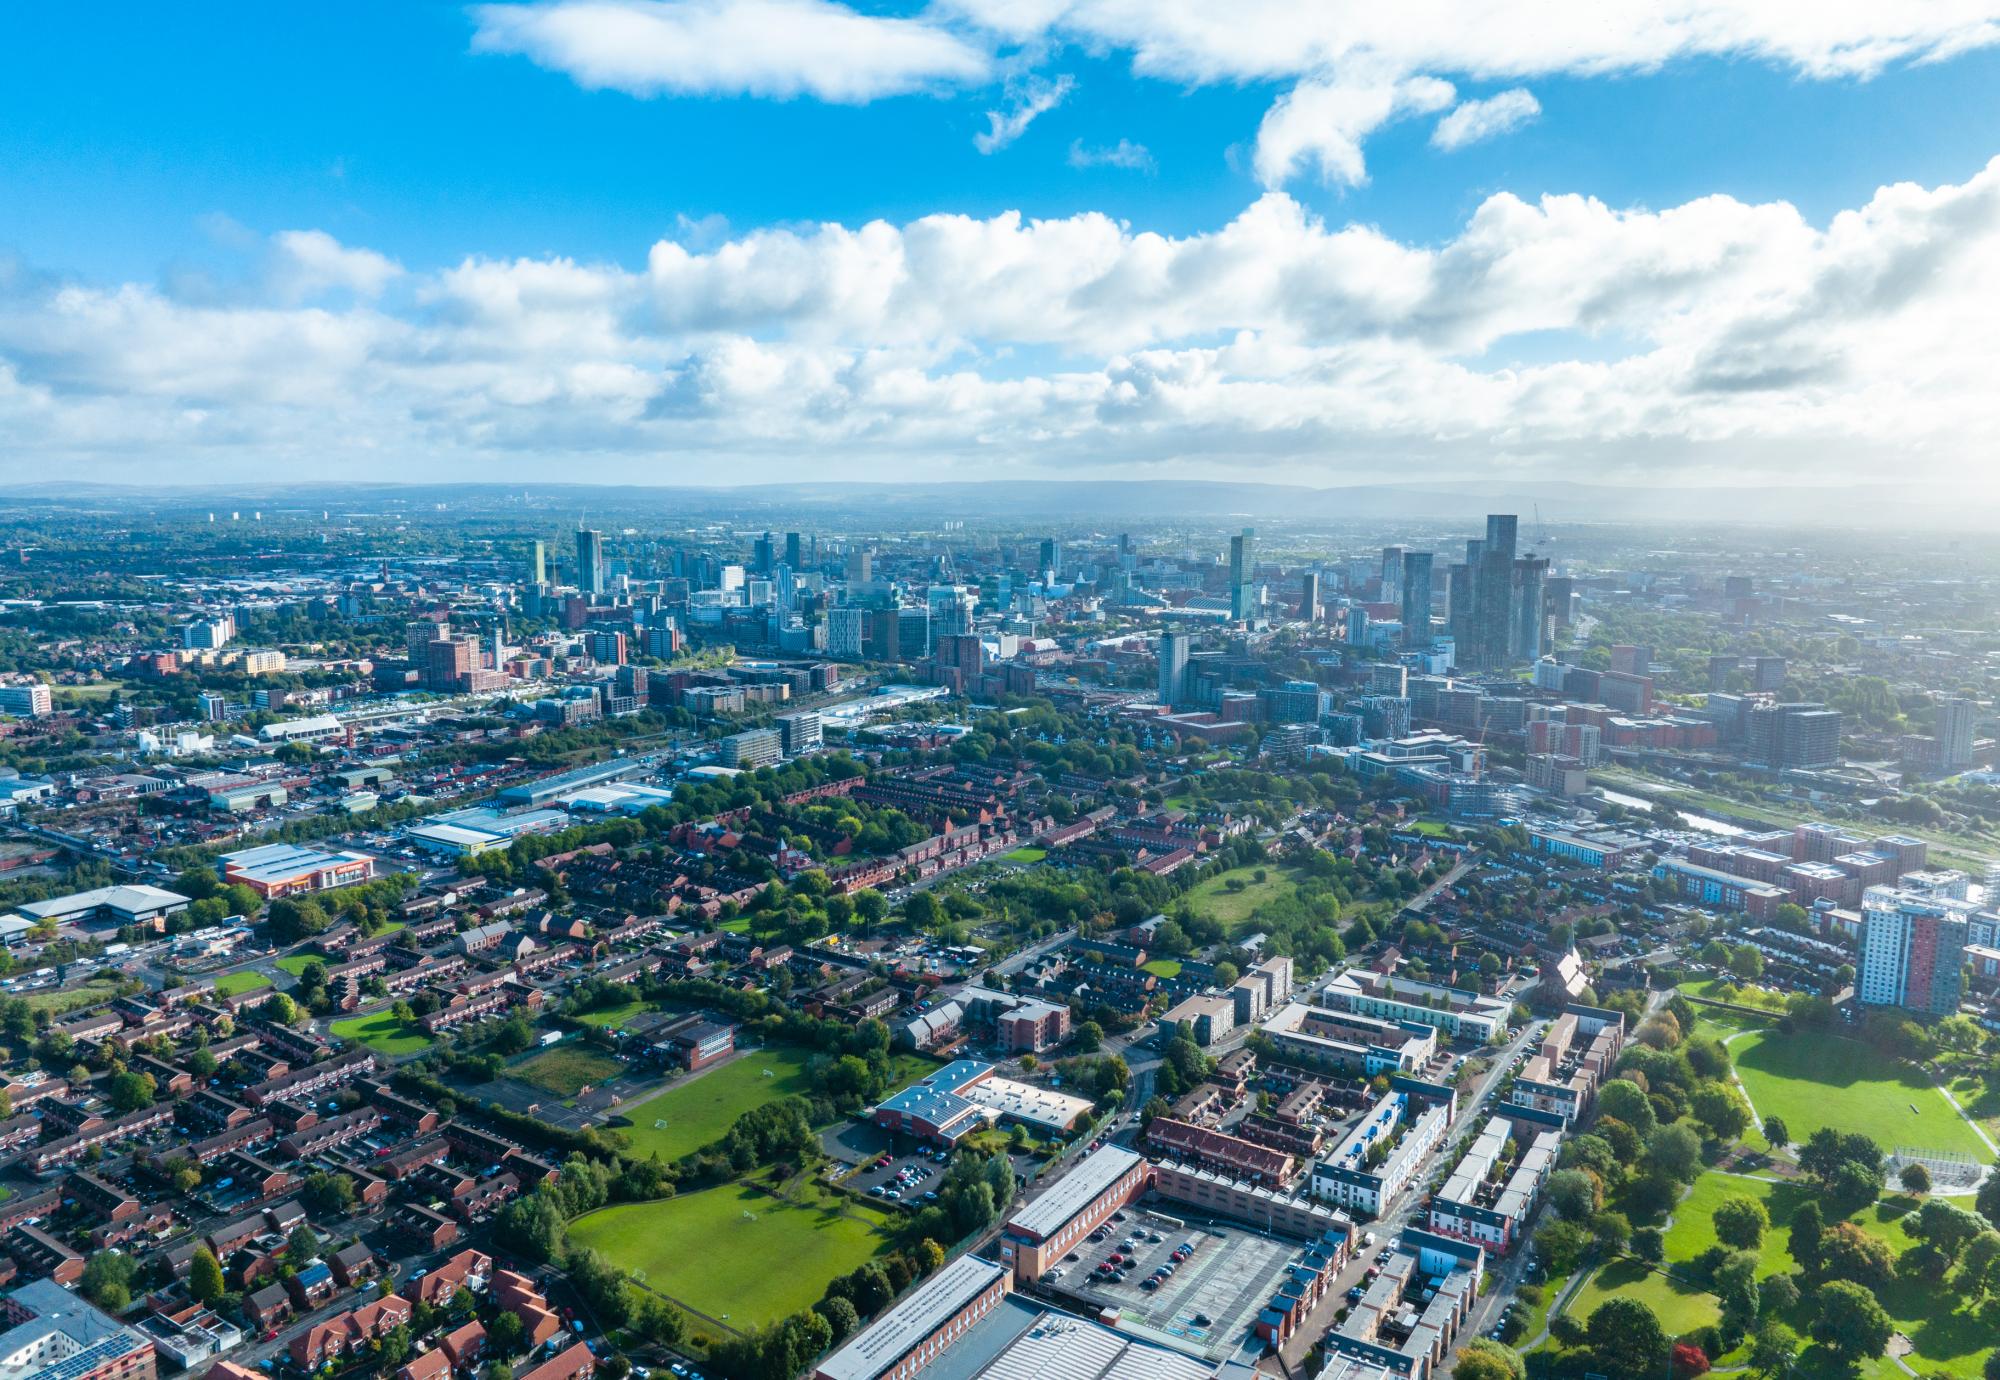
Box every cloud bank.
[5,161,2000,485]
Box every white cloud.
[974,74,1074,153]
[1067,138,1153,171]
[267,230,403,301]
[468,0,990,102]
[1253,72,1453,187]
[1432,87,1541,151]
[5,159,2000,487]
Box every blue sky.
[3,2,2000,489]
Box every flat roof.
[1006,1144,1143,1241]
[18,884,190,920]
[815,1254,1007,1380]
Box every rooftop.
[1006,1144,1144,1241]
[815,1255,1008,1380]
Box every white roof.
[1006,1145,1143,1241]
[815,1255,1007,1380]
[17,884,190,921]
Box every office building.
[1037,538,1058,579]
[0,1278,156,1380]
[1746,701,1843,770]
[1230,528,1256,620]
[575,528,605,598]
[0,685,51,718]
[1858,886,1970,1016]
[1400,551,1432,648]
[775,711,822,756]
[1299,570,1322,621]
[1158,631,1190,707]
[826,607,866,658]
[784,531,803,570]
[1938,697,1978,772]
[182,615,236,649]
[896,607,930,660]
[845,548,872,584]
[720,728,783,769]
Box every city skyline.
[5,6,2000,492]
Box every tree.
[286,1223,318,1267]
[1535,1219,1593,1275]
[1591,1210,1632,1257]
[1817,1222,1895,1288]
[1901,1162,1933,1196]
[814,1295,860,1342]
[1748,1319,1798,1379]
[1631,1226,1665,1263]
[1452,1339,1525,1380]
[1585,1297,1670,1378]
[301,1171,355,1219]
[1673,1341,1712,1379]
[106,1070,155,1112]
[1714,1250,1760,1328]
[1764,1116,1790,1153]
[1692,1084,1750,1142]
[1788,1203,1824,1275]
[1599,1079,1658,1137]
[1812,1280,1893,1361]
[1548,1168,1602,1221]
[1645,1123,1704,1183]
[1979,1169,2000,1230]
[80,1252,138,1313]
[190,1246,226,1306]
[1957,1231,2000,1300]
[486,1311,526,1358]
[1714,1197,1770,1251]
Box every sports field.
[1731,1027,1988,1158]
[569,1179,892,1333]
[513,1044,624,1095]
[615,1047,819,1161]
[330,1010,433,1056]
[214,970,271,997]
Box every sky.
[4,1,2000,493]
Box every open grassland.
[513,1044,624,1096]
[213,970,271,997]
[1731,1027,1988,1159]
[570,1179,892,1335]
[1186,863,1312,931]
[330,1009,433,1056]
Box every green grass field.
[513,1044,625,1095]
[570,1179,892,1334]
[1142,958,1182,978]
[1570,1259,1720,1336]
[1185,863,1311,931]
[576,999,650,1029]
[1407,820,1452,838]
[276,953,320,976]
[615,1048,820,1161]
[213,970,272,997]
[330,1010,434,1056]
[1000,846,1047,863]
[1732,1027,1988,1158]
[22,979,120,1014]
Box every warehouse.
[15,884,191,931]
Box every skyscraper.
[1746,702,1843,769]
[784,531,803,570]
[1229,528,1255,620]
[1934,697,1977,772]
[530,539,546,586]
[753,532,775,574]
[1379,545,1409,603]
[576,527,605,598]
[846,548,872,584]
[1298,571,1321,621]
[1510,556,1548,662]
[1038,538,1059,580]
[1473,546,1513,669]
[1484,513,1518,562]
[1158,631,1190,706]
[1399,551,1432,648]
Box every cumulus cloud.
[1067,138,1153,171]
[1432,87,1541,151]
[5,160,2000,485]
[974,74,1073,153]
[267,230,403,301]
[1254,72,1454,187]
[468,0,990,102]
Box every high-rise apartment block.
[1399,551,1432,648]
[775,710,822,756]
[1158,631,1190,707]
[576,527,605,598]
[1229,528,1256,620]
[1746,701,1842,770]
[1858,886,1970,1016]
[1937,697,1977,772]
[826,607,866,658]
[0,684,52,717]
